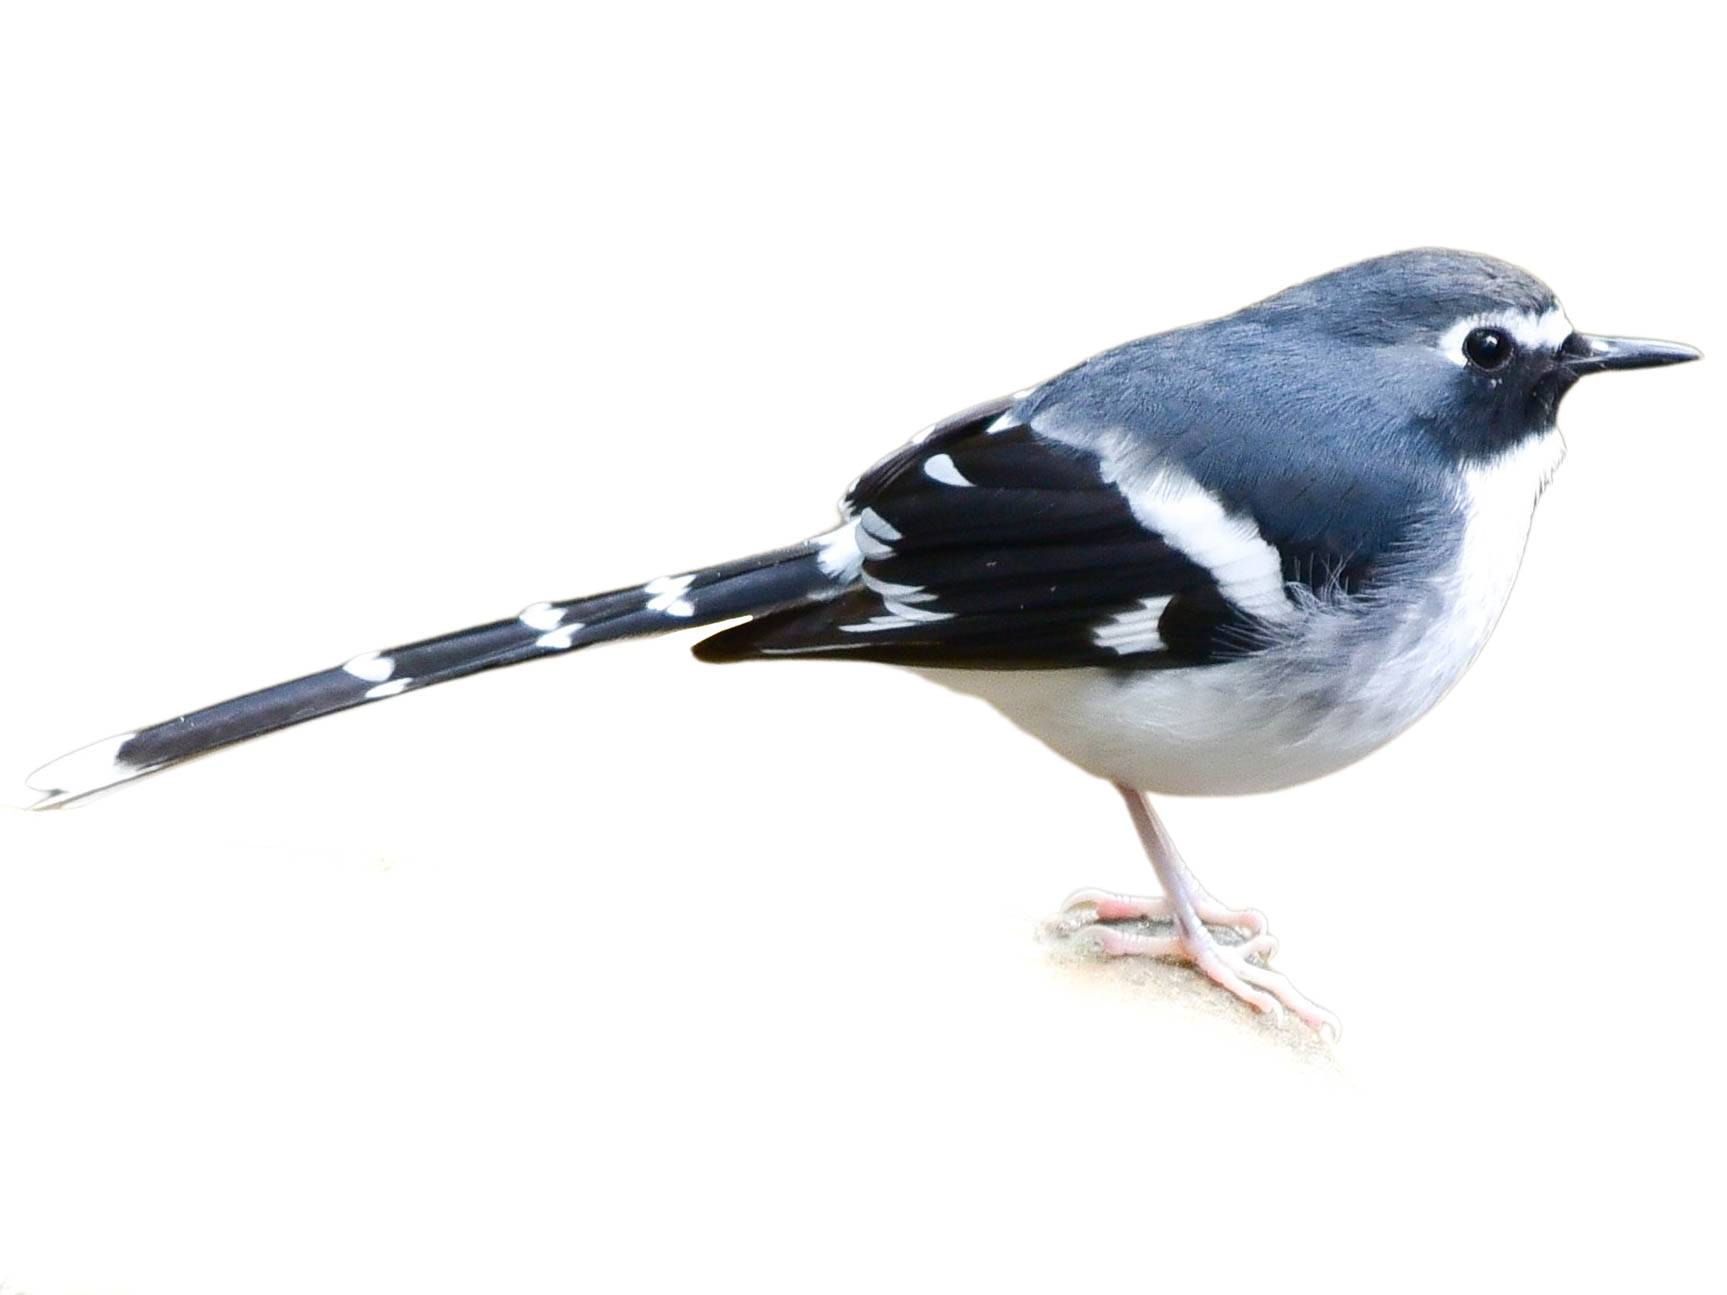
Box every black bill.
[1561,332,1702,374]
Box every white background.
[1,4,1720,1292]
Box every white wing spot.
[880,598,951,622]
[856,508,901,558]
[841,615,920,633]
[644,574,697,617]
[857,508,902,542]
[856,530,894,559]
[860,572,935,603]
[342,651,395,683]
[1093,596,1175,654]
[364,678,411,700]
[841,599,953,632]
[1107,462,1294,624]
[923,453,974,487]
[814,524,864,583]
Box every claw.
[1056,901,1103,933]
[1218,907,1270,938]
[1232,958,1341,1037]
[1234,932,1279,964]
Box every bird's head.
[1247,248,1700,464]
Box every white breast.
[919,430,1566,796]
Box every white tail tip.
[25,732,143,809]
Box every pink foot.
[1056,890,1338,1041]
[1060,886,1268,939]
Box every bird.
[23,248,1700,1037]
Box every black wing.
[695,402,1282,670]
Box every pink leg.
[1057,784,1340,1040]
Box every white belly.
[918,431,1564,796]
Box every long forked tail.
[25,532,860,809]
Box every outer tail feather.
[25,535,857,809]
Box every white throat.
[1456,427,1567,603]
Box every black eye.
[1463,327,1514,371]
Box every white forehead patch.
[1438,305,1572,366]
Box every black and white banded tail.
[25,540,853,808]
